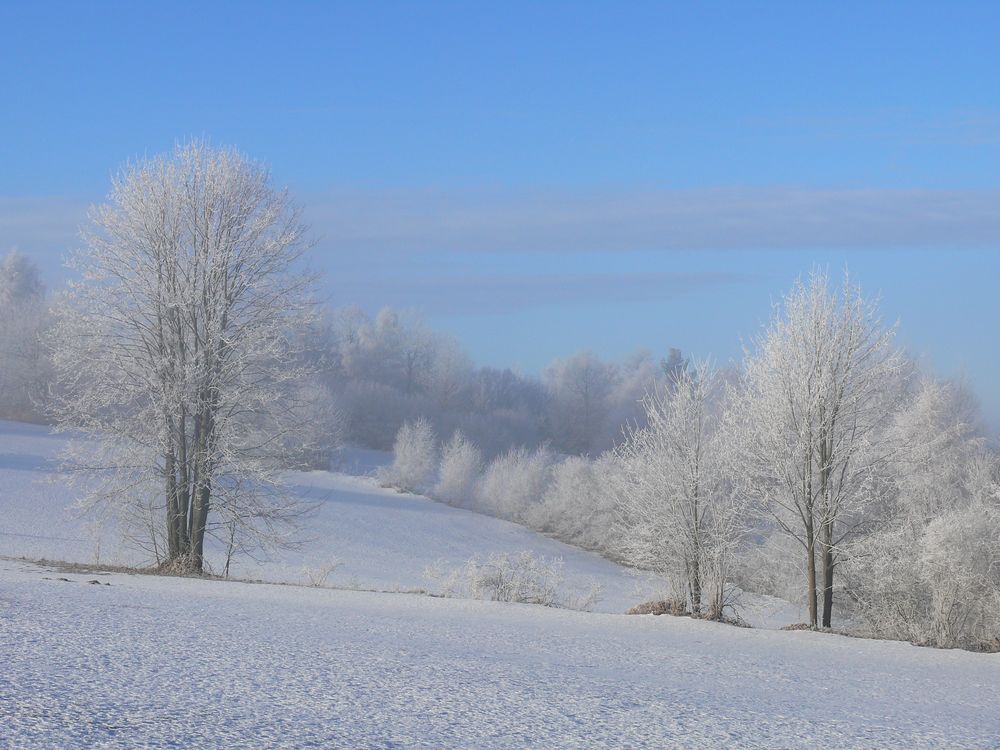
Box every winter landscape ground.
[3,419,1000,748]
[4,558,1000,749]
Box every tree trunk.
[176,410,191,553]
[805,524,818,628]
[190,478,210,572]
[821,518,835,628]
[818,419,835,628]
[188,404,213,573]
[165,447,180,560]
[690,554,702,615]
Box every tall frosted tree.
[730,270,903,627]
[51,142,317,573]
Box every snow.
[332,444,392,476]
[0,421,660,614]
[2,419,999,746]
[2,558,999,749]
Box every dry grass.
[626,599,750,628]
[626,599,687,616]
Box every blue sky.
[1,1,999,425]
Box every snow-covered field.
[3,557,999,749]
[4,419,998,748]
[0,421,667,613]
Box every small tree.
[379,418,438,493]
[434,430,482,506]
[615,361,742,617]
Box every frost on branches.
[377,418,439,494]
[614,361,744,619]
[434,430,483,506]
[50,142,323,574]
[729,270,904,628]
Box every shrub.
[425,551,601,611]
[434,430,483,506]
[377,418,438,493]
[475,446,553,522]
[302,559,340,588]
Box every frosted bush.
[475,446,553,523]
[377,418,438,493]
[920,503,1000,647]
[434,430,482,506]
[302,559,340,588]
[527,454,619,552]
[424,551,601,611]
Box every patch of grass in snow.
[626,598,752,628]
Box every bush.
[377,418,438,493]
[425,551,601,611]
[475,446,553,523]
[302,559,340,588]
[527,453,619,552]
[434,430,482,506]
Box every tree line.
[378,272,1000,648]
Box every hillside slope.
[0,421,670,614]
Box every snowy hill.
[0,421,668,614]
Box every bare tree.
[50,141,318,573]
[730,270,902,627]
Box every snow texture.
[2,558,999,749]
[2,420,999,747]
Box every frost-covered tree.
[50,142,317,573]
[615,361,743,617]
[660,347,688,383]
[843,377,1000,646]
[601,350,661,449]
[434,430,483,506]
[731,270,903,627]
[0,249,51,422]
[422,337,473,411]
[378,418,438,493]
